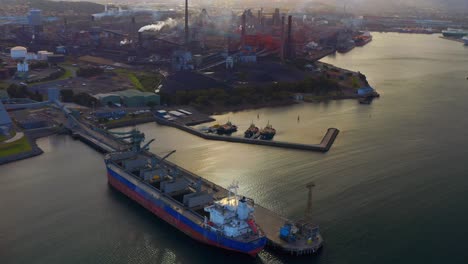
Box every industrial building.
[93,90,160,107]
[116,90,160,107]
[93,93,121,106]
[0,101,13,136]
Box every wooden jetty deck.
[155,117,339,152]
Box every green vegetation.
[116,69,162,93]
[76,67,103,78]
[26,67,68,84]
[0,81,9,90]
[0,136,32,158]
[30,61,49,70]
[72,92,98,107]
[7,84,43,101]
[0,130,16,143]
[128,73,144,90]
[60,89,74,102]
[161,77,341,108]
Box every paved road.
[3,132,24,143]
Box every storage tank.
[10,46,27,60]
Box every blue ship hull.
[106,165,267,256]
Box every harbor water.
[2,33,468,264]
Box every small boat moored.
[260,123,276,140]
[244,123,259,138]
[217,121,238,135]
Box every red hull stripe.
[107,173,264,256]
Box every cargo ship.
[244,123,259,138]
[442,28,468,38]
[105,137,267,256]
[354,32,372,47]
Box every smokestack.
[287,15,293,59]
[132,16,135,24]
[185,0,189,47]
[138,32,142,47]
[241,12,246,47]
[281,16,285,61]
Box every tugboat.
[217,121,238,135]
[208,124,220,133]
[244,123,259,138]
[259,122,276,140]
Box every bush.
[73,92,98,107]
[76,67,103,77]
[30,61,49,69]
[7,84,28,98]
[60,89,74,102]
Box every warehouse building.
[93,90,160,107]
[115,90,160,107]
[93,93,121,106]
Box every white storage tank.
[10,46,27,60]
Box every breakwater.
[155,117,339,152]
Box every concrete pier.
[65,120,326,256]
[155,117,339,152]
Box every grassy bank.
[0,136,32,158]
[116,69,162,93]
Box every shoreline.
[0,127,58,165]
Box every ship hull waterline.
[106,167,266,257]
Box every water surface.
[2,33,468,264]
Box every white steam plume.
[138,18,178,33]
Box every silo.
[10,46,27,60]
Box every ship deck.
[150,153,323,255]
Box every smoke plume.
[138,18,178,33]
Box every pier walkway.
[155,117,339,152]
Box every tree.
[60,89,74,102]
[7,84,28,98]
[146,101,157,110]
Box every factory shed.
[115,90,160,107]
[93,93,121,106]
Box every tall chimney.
[138,32,142,47]
[241,12,246,47]
[287,15,293,59]
[281,16,285,61]
[185,0,189,47]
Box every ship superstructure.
[104,130,266,256]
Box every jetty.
[155,117,339,153]
[63,115,324,255]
